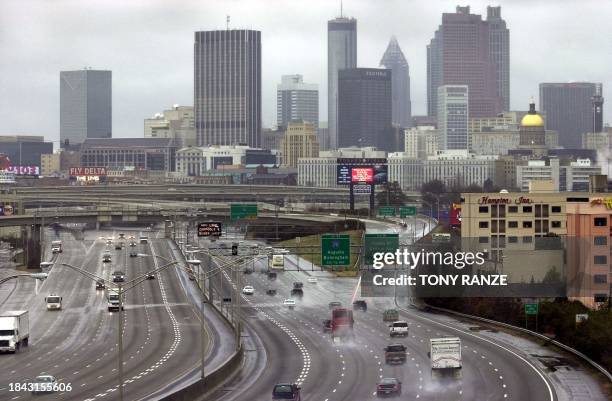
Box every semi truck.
[330,308,354,341]
[430,337,462,370]
[51,240,62,254]
[269,254,285,270]
[0,310,29,353]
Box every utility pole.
[118,283,124,401]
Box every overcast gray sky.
[1,0,610,145]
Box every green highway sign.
[400,206,417,217]
[378,206,396,217]
[321,234,350,266]
[230,204,258,220]
[524,303,539,315]
[364,233,399,265]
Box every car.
[384,344,407,365]
[328,301,342,309]
[278,248,290,255]
[389,321,409,337]
[353,300,367,311]
[115,243,123,250]
[290,287,303,297]
[322,319,332,333]
[146,273,155,280]
[243,267,253,274]
[31,373,57,394]
[307,277,318,284]
[272,383,301,401]
[268,272,277,280]
[129,241,136,247]
[376,377,402,396]
[96,279,105,290]
[112,271,125,282]
[129,235,135,240]
[242,285,255,295]
[266,288,277,296]
[283,299,296,309]
[293,282,304,289]
[106,239,112,245]
[118,233,125,239]
[129,251,138,257]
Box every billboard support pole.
[369,185,375,218]
[349,182,355,212]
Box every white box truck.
[269,254,285,270]
[0,310,29,353]
[106,288,123,312]
[51,240,62,253]
[430,337,462,369]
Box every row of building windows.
[478,205,562,214]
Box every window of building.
[551,206,561,213]
[479,206,488,213]
[523,236,532,243]
[594,275,608,284]
[508,221,518,228]
[479,221,489,229]
[478,237,488,244]
[594,236,607,246]
[523,206,533,213]
[508,206,518,213]
[594,217,608,227]
[594,294,608,303]
[551,221,562,228]
[594,255,607,265]
[523,221,533,228]
[508,236,518,243]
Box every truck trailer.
[0,310,29,353]
[430,337,462,370]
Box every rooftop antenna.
[226,15,230,29]
[340,0,343,17]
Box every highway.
[0,228,208,401]
[202,217,606,401]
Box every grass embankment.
[277,229,363,276]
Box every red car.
[377,378,402,397]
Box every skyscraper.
[337,68,393,152]
[539,82,602,148]
[277,75,319,129]
[60,69,112,148]
[380,36,412,127]
[194,30,261,147]
[327,16,357,150]
[427,6,501,119]
[437,85,469,150]
[592,83,604,133]
[486,6,510,112]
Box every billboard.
[197,222,222,237]
[69,167,107,176]
[336,158,387,185]
[351,167,373,184]
[6,165,40,176]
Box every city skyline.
[1,0,610,144]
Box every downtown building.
[539,82,603,149]
[380,36,411,127]
[280,120,319,168]
[337,68,394,152]
[194,30,261,148]
[175,145,276,177]
[277,75,318,129]
[427,6,502,118]
[437,85,469,150]
[80,138,176,172]
[60,69,112,148]
[144,105,196,149]
[327,16,357,150]
[0,135,53,168]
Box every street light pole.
[118,283,124,401]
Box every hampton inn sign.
[477,196,533,205]
[591,198,612,209]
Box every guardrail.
[420,303,612,382]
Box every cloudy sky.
[1,0,610,145]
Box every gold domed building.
[519,99,546,155]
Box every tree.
[483,178,498,193]
[421,180,446,206]
[376,182,407,206]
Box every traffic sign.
[230,204,258,220]
[378,206,396,217]
[400,206,417,217]
[197,222,222,237]
[524,303,538,315]
[321,234,350,266]
[364,233,399,265]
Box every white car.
[242,286,255,295]
[283,299,296,308]
[278,248,290,255]
[307,277,318,284]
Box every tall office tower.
[437,85,469,150]
[486,6,510,111]
[592,83,604,133]
[60,69,112,148]
[194,30,261,147]
[539,82,601,148]
[277,75,319,129]
[337,68,393,152]
[380,36,412,127]
[427,6,500,118]
[327,16,357,150]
